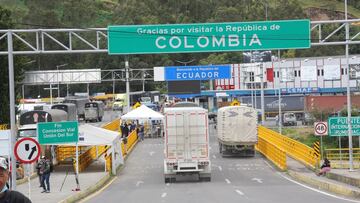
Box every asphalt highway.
[86,122,357,203]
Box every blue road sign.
[164,65,231,81]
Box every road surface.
[86,123,357,203]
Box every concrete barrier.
[288,170,360,199]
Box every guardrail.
[0,124,8,130]
[102,119,121,132]
[258,126,320,168]
[256,137,287,171]
[325,148,360,161]
[77,145,111,172]
[57,146,87,162]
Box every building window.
[317,69,320,76]
[294,70,297,77]
[298,70,301,77]
[249,72,254,82]
[321,69,324,76]
[277,71,280,78]
[341,68,344,75]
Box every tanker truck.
[217,105,257,157]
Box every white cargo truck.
[217,106,258,156]
[163,106,211,183]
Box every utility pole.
[260,63,265,124]
[345,0,354,171]
[125,57,130,113]
[56,63,68,97]
[7,31,17,190]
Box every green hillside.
[299,0,360,18]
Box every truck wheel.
[219,143,222,153]
[165,177,170,183]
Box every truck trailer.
[217,106,258,157]
[163,106,211,183]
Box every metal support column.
[278,88,282,134]
[345,0,354,171]
[125,57,130,113]
[260,63,265,124]
[7,31,17,190]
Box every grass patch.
[275,127,340,149]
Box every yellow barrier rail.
[0,124,8,130]
[57,146,86,162]
[258,126,320,168]
[102,119,121,132]
[325,148,360,161]
[256,137,287,171]
[76,145,111,172]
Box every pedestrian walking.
[0,157,31,202]
[36,158,45,187]
[40,156,51,193]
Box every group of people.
[36,156,52,193]
[121,121,145,141]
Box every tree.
[0,6,28,125]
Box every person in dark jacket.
[122,123,129,138]
[40,156,51,193]
[36,158,45,187]
[317,158,331,176]
[0,157,31,203]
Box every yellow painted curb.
[288,170,360,199]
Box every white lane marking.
[77,177,118,203]
[149,151,155,156]
[136,181,144,187]
[225,179,231,184]
[263,158,360,203]
[277,172,360,203]
[161,193,167,198]
[212,155,216,159]
[251,178,263,183]
[235,189,244,195]
[218,166,222,171]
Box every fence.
[258,126,320,168]
[256,137,287,171]
[325,148,360,161]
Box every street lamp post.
[260,63,265,124]
[56,63,68,98]
[344,0,354,171]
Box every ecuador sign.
[155,65,231,81]
[328,117,360,136]
[108,19,310,54]
[37,121,79,144]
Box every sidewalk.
[17,159,108,203]
[286,157,360,199]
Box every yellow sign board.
[133,102,141,109]
[230,99,240,106]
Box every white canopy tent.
[121,105,164,120]
[57,124,123,175]
[121,105,164,138]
